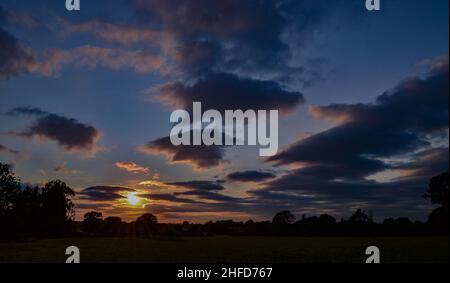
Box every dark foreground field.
[0,236,448,263]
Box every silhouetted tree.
[136,213,158,235]
[383,217,412,226]
[423,172,449,226]
[348,209,373,224]
[10,185,43,235]
[41,180,75,235]
[84,211,103,222]
[0,163,21,217]
[137,213,158,225]
[83,211,103,234]
[319,214,337,225]
[272,210,295,225]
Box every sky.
[0,0,448,223]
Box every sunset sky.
[0,0,448,223]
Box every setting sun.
[127,193,140,206]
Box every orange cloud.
[115,162,150,174]
[33,45,164,76]
[55,18,164,46]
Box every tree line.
[0,162,448,239]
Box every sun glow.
[127,193,140,206]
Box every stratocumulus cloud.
[226,170,277,183]
[80,186,135,202]
[151,72,304,114]
[6,107,101,153]
[114,162,150,174]
[140,135,227,169]
[35,45,164,76]
[269,60,449,173]
[0,9,36,80]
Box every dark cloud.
[144,72,303,170]
[269,60,449,182]
[136,0,346,117]
[160,179,239,203]
[165,180,225,191]
[134,0,289,76]
[152,72,304,114]
[252,169,420,202]
[133,0,355,83]
[227,170,277,183]
[394,147,449,181]
[136,0,359,165]
[80,186,135,202]
[310,62,449,135]
[141,135,226,169]
[138,193,198,204]
[7,107,101,153]
[248,175,433,220]
[0,27,35,80]
[174,190,239,203]
[0,5,36,79]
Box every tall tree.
[41,180,75,235]
[424,172,449,225]
[272,210,295,225]
[0,163,21,217]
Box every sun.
[127,193,140,206]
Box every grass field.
[0,236,448,263]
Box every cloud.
[114,161,150,174]
[137,193,198,204]
[55,18,163,46]
[161,179,242,203]
[35,45,164,76]
[132,1,349,164]
[52,0,354,113]
[151,72,304,114]
[1,5,163,78]
[0,144,22,157]
[134,0,288,76]
[0,26,36,80]
[269,59,449,181]
[0,5,38,79]
[132,0,354,82]
[309,63,449,135]
[226,170,277,183]
[165,180,225,191]
[53,162,79,175]
[393,147,449,181]
[173,190,239,203]
[140,135,227,169]
[248,173,434,220]
[7,107,101,153]
[80,186,135,202]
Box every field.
[0,236,448,263]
